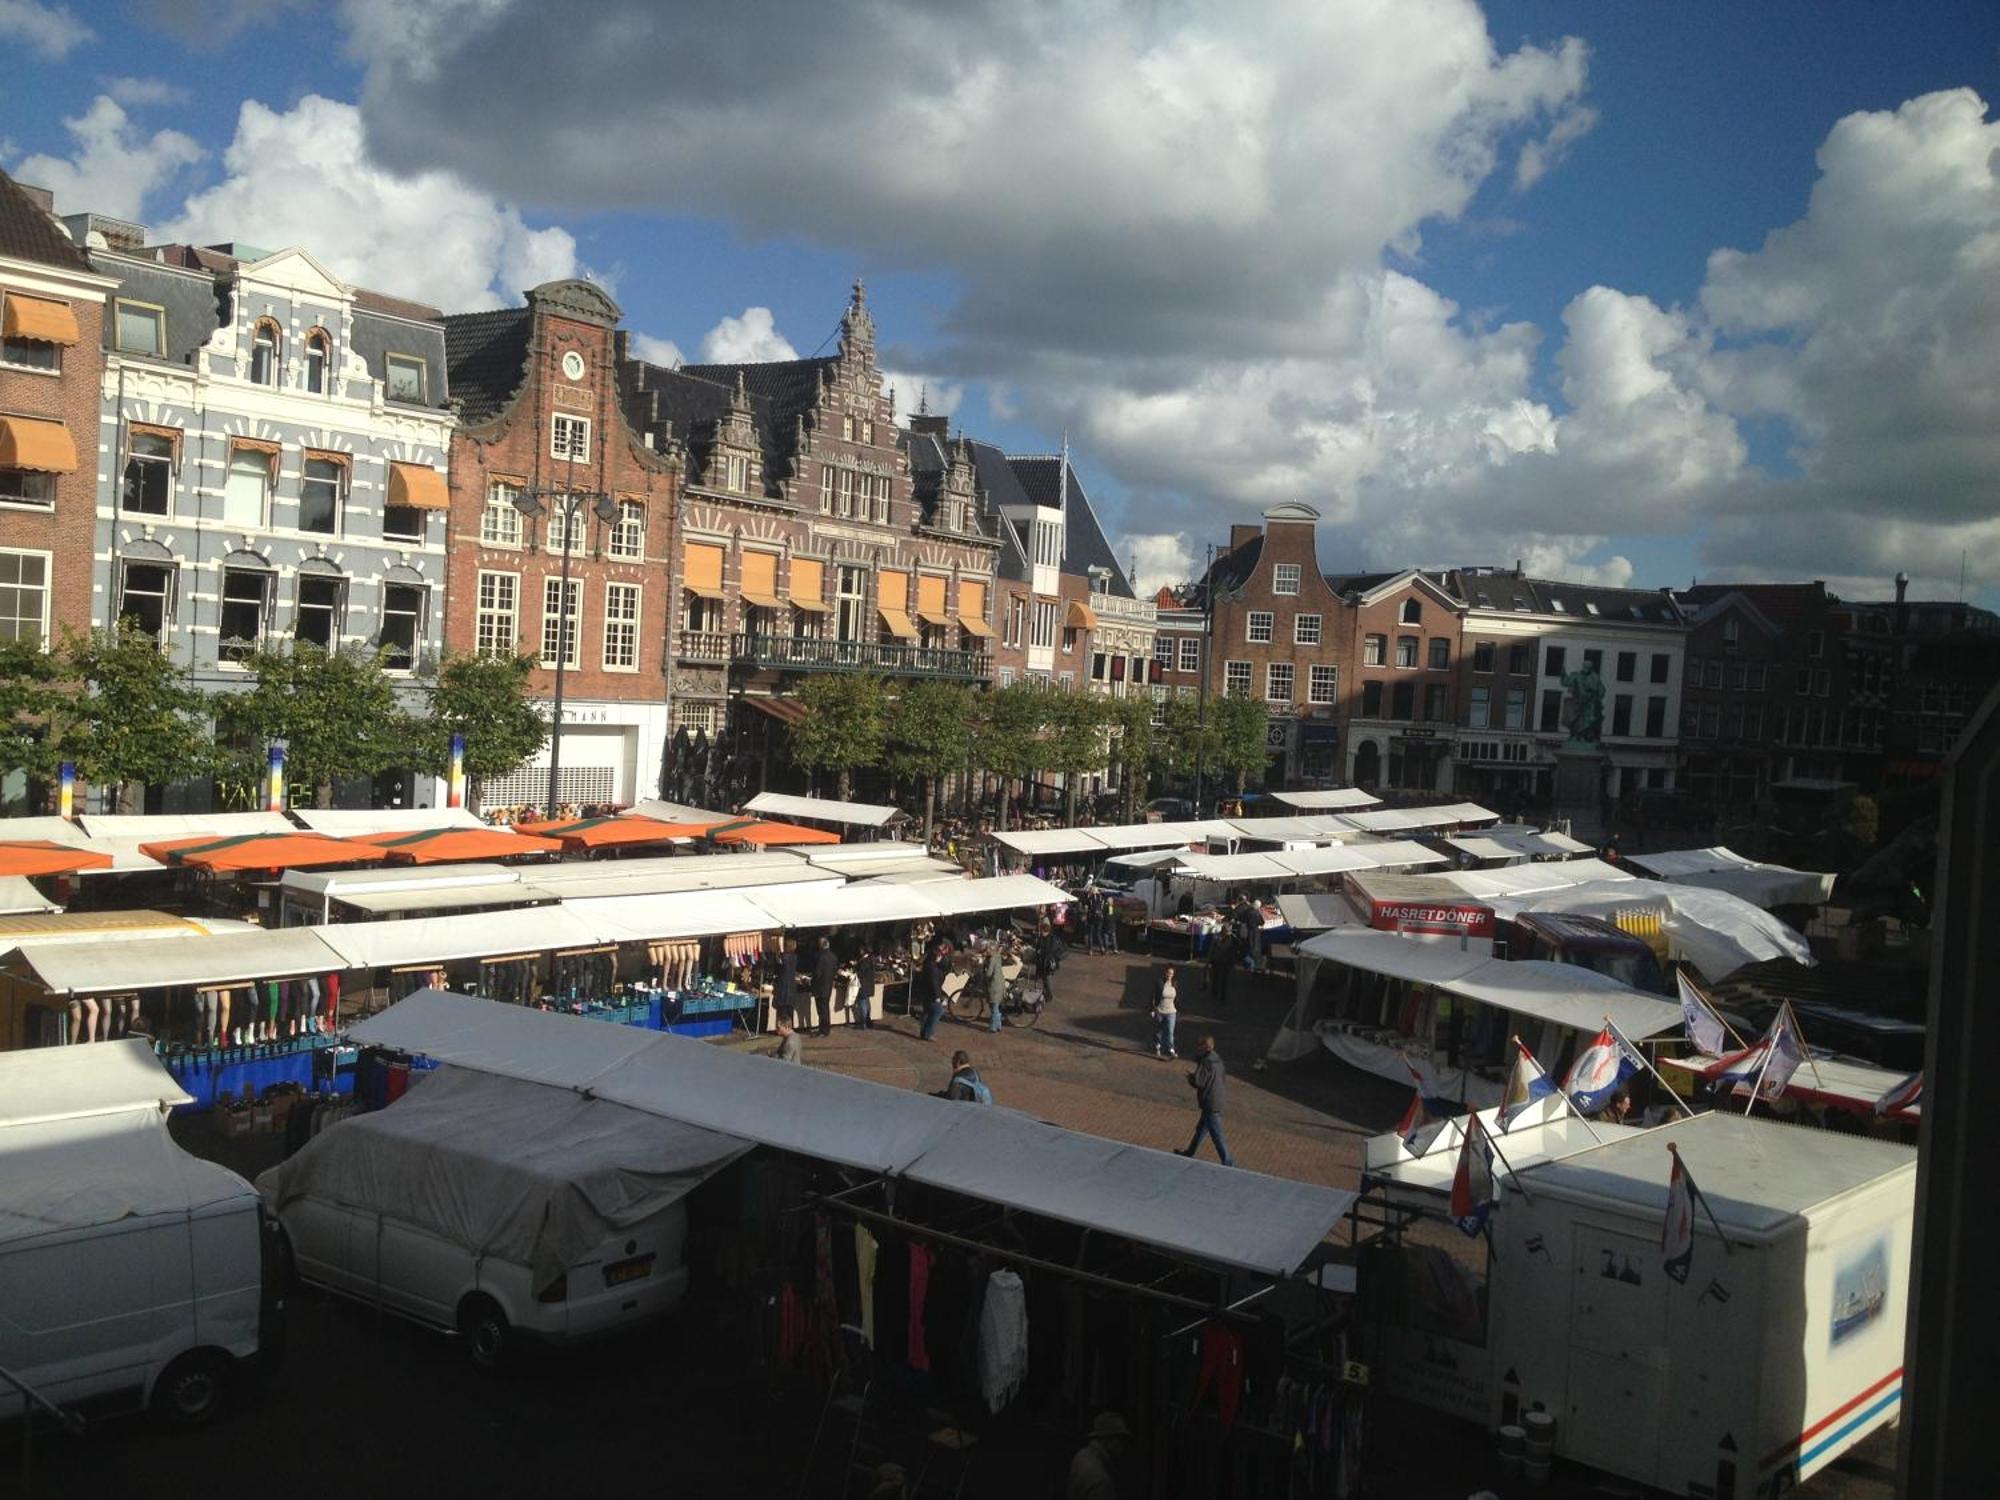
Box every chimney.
[1230,522,1261,551]
[17,182,56,213]
[909,413,950,438]
[1895,570,1910,637]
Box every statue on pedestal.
[1560,663,1606,749]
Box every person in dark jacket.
[852,948,877,1029]
[810,935,839,1036]
[774,937,799,1028]
[1175,1035,1233,1165]
[937,1049,991,1103]
[918,940,951,1041]
[1036,921,1062,1005]
[1206,930,1233,1006]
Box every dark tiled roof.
[1325,571,1397,596]
[443,308,532,426]
[968,439,1037,514]
[1450,568,1681,624]
[625,361,785,466]
[1006,456,1133,599]
[1203,537,1263,601]
[1674,582,1829,634]
[680,356,834,421]
[355,287,444,322]
[0,170,91,272]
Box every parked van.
[258,1065,747,1369]
[0,1041,275,1429]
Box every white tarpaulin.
[1224,816,1361,844]
[258,1067,750,1287]
[530,861,838,900]
[0,876,59,916]
[0,1037,191,1125]
[290,808,485,836]
[1348,840,1452,871]
[1167,852,1296,884]
[10,927,343,996]
[352,992,1355,1277]
[990,827,1108,858]
[750,881,947,930]
[1473,878,1812,979]
[1268,789,1382,810]
[78,811,294,840]
[745,791,905,828]
[1335,803,1498,833]
[1622,847,1836,908]
[804,842,936,867]
[2,1107,254,1249]
[923,874,1071,916]
[1445,831,1593,863]
[622,798,733,824]
[1275,893,1367,935]
[1297,929,1493,988]
[314,906,607,970]
[565,890,779,945]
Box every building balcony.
[678,631,733,662]
[731,632,990,680]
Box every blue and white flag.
[1450,1112,1499,1237]
[1564,1026,1638,1115]
[1704,1005,1805,1102]
[1662,1147,1697,1284]
[1678,971,1729,1058]
[1498,1038,1558,1132]
[1395,1056,1455,1154]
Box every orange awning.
[957,613,995,638]
[1065,599,1098,630]
[141,832,381,872]
[512,814,724,850]
[0,840,112,877]
[787,557,829,612]
[878,608,918,641]
[2,294,79,345]
[354,826,564,864]
[388,461,450,510]
[0,415,77,474]
[707,819,842,847]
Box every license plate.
[602,1253,656,1288]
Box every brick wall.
[0,291,103,645]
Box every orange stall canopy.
[706,819,842,847]
[512,814,723,851]
[141,831,382,872]
[353,826,564,864]
[0,840,113,877]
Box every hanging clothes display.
[1191,1320,1246,1431]
[854,1224,879,1349]
[977,1268,1028,1413]
[907,1242,933,1372]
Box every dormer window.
[304,329,330,394]
[250,320,280,386]
[724,453,748,492]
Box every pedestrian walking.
[918,940,950,1042]
[811,935,838,1036]
[937,1049,993,1104]
[1036,921,1062,1006]
[852,947,877,1030]
[986,940,1007,1033]
[774,937,799,1028]
[1151,966,1178,1059]
[1206,930,1233,1006]
[1067,1411,1131,1499]
[1101,887,1120,955]
[1175,1035,1233,1165]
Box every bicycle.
[946,962,1047,1028]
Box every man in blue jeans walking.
[1175,1035,1233,1166]
[917,940,951,1041]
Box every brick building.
[442,279,678,808]
[1334,568,1465,792]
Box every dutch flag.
[1498,1037,1558,1132]
[1662,1145,1697,1284]
[1564,1025,1637,1115]
[1450,1111,1499,1238]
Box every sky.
[4,0,1997,606]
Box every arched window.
[1400,598,1422,625]
[304,329,330,394]
[250,319,281,386]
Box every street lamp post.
[514,483,619,817]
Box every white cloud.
[161,96,579,311]
[881,370,963,423]
[1124,532,1196,594]
[628,332,685,368]
[141,0,305,46]
[0,0,90,58]
[102,76,191,107]
[696,306,797,364]
[9,96,202,221]
[1515,103,1598,190]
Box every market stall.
[1440,826,1595,866]
[743,790,907,837]
[1622,846,1837,908]
[291,807,487,837]
[1265,788,1383,811]
[0,875,59,916]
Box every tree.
[1209,693,1271,792]
[52,624,212,804]
[1045,688,1108,824]
[214,645,416,808]
[1154,692,1213,791]
[1103,694,1157,822]
[886,680,972,846]
[789,673,888,801]
[974,680,1046,831]
[411,652,549,805]
[0,637,64,794]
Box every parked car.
[258,1066,742,1370]
[1145,797,1197,822]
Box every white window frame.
[222,449,271,529]
[218,567,274,661]
[551,414,592,464]
[1224,660,1252,698]
[475,570,519,659]
[1153,636,1175,670]
[1395,635,1418,669]
[112,298,166,357]
[1179,637,1200,673]
[1308,663,1338,705]
[609,500,645,560]
[379,582,427,672]
[480,480,524,548]
[116,558,176,643]
[385,353,428,404]
[0,547,52,648]
[1272,563,1301,596]
[249,320,280,387]
[0,467,56,509]
[304,330,330,394]
[1246,610,1274,644]
[602,581,641,672]
[298,456,345,537]
[1266,661,1294,703]
[294,573,346,651]
[1363,633,1385,667]
[541,576,582,668]
[1294,613,1321,646]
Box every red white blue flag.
[1677,971,1729,1058]
[1395,1056,1454,1153]
[1564,1026,1637,1114]
[1662,1146,1697,1284]
[1876,1071,1922,1118]
[1498,1038,1558,1132]
[1703,1004,1806,1102]
[1450,1111,1499,1237]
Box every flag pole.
[1685,970,1747,1050]
[1670,1142,1735,1256]
[1742,1030,1780,1115]
[1518,1032,1605,1144]
[1476,1115,1536,1206]
[1783,1000,1828,1090]
[1609,1018,1697,1118]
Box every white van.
[0,1041,274,1429]
[258,1065,747,1369]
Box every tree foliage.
[887,680,972,844]
[1209,692,1271,790]
[214,645,415,807]
[1044,689,1108,822]
[0,637,63,789]
[54,624,212,794]
[973,680,1048,830]
[1102,693,1157,822]
[412,652,549,791]
[790,673,889,801]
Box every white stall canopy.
[1275,893,1368,935]
[1335,803,1499,833]
[313,906,606,970]
[1473,878,1812,979]
[751,881,949,931]
[1621,847,1836,908]
[990,827,1109,858]
[0,876,59,916]
[1223,816,1363,844]
[290,807,485,837]
[621,798,733,825]
[352,992,1356,1278]
[564,890,779,945]
[0,1036,191,1126]
[924,874,1070,916]
[9,926,343,996]
[1267,789,1383,810]
[1444,826,1594,863]
[744,791,906,829]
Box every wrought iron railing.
[731,632,990,678]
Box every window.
[1539,689,1562,732]
[541,577,581,668]
[1722,618,1740,650]
[544,501,587,556]
[1031,599,1058,650]
[1363,633,1385,666]
[841,415,854,440]
[1583,648,1603,674]
[1400,599,1422,624]
[1745,707,1763,740]
[551,414,591,463]
[304,330,330,394]
[838,566,869,643]
[602,582,640,670]
[1179,637,1201,673]
[1504,686,1526,729]
[1395,635,1417,668]
[819,466,833,511]
[1423,683,1449,722]
[386,354,427,404]
[1247,611,1274,643]
[863,420,875,444]
[1645,696,1666,737]
[1224,661,1252,697]
[1612,694,1633,736]
[1473,641,1494,673]
[113,300,165,356]
[1616,651,1636,682]
[295,575,344,650]
[222,450,270,528]
[1649,652,1669,684]
[1309,664,1339,704]
[250,320,279,386]
[122,432,174,515]
[219,568,271,660]
[1361,680,1382,717]
[1723,703,1742,740]
[1507,641,1530,675]
[999,667,1017,688]
[1391,681,1415,720]
[1154,636,1175,671]
[1543,645,1566,677]
[1468,685,1491,727]
[1,296,61,369]
[724,453,748,492]
[1814,668,1832,698]
[475,571,518,659]
[379,584,425,670]
[1062,627,1079,655]
[1267,662,1294,703]
[1294,613,1322,646]
[116,561,172,642]
[481,480,524,547]
[1705,660,1724,689]
[1428,637,1449,669]
[0,468,54,507]
[298,457,343,535]
[1808,630,1825,658]
[610,501,644,560]
[1273,563,1301,596]
[383,502,424,543]
[1747,664,1767,692]
[0,551,50,646]
[1728,662,1746,691]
